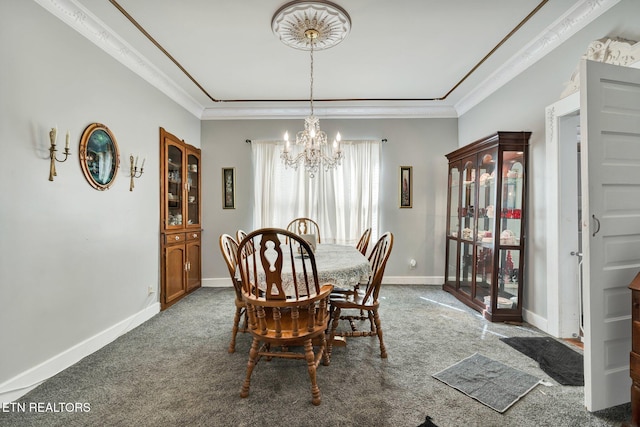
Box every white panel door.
[581,59,640,411]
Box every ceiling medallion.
[271,0,351,51]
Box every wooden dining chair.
[236,229,254,255]
[219,234,248,353]
[286,217,321,243]
[236,228,333,405]
[328,232,394,359]
[356,227,372,256]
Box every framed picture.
[399,166,412,208]
[222,167,235,209]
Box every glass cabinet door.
[474,150,496,305]
[476,151,497,244]
[499,151,524,247]
[186,153,199,226]
[460,159,476,242]
[166,144,183,227]
[497,249,520,309]
[448,163,460,238]
[458,158,476,296]
[446,162,461,288]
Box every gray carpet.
[433,353,541,413]
[0,286,631,427]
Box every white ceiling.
[39,0,619,118]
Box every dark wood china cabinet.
[444,132,530,322]
[160,128,202,309]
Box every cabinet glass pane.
[167,146,182,226]
[459,241,473,296]
[447,239,458,285]
[461,160,476,241]
[474,246,492,305]
[476,151,496,244]
[448,165,460,237]
[187,154,199,226]
[500,151,524,245]
[497,249,520,309]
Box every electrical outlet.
[148,285,155,295]
[409,259,417,269]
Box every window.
[252,140,381,245]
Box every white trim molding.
[200,101,458,120]
[33,0,204,118]
[35,0,621,119]
[0,303,159,403]
[455,0,621,116]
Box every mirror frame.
[79,123,120,191]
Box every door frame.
[545,91,582,338]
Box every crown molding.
[36,0,621,120]
[34,0,204,118]
[455,0,621,116]
[200,101,458,120]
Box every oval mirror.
[79,123,120,190]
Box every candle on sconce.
[141,158,145,169]
[135,156,139,168]
[65,130,70,150]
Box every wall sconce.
[48,127,71,181]
[129,155,145,191]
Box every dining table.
[239,242,371,296]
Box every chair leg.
[229,306,242,353]
[372,308,387,359]
[304,339,321,406]
[367,310,376,333]
[240,338,260,398]
[327,306,341,360]
[321,333,330,366]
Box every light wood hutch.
[160,128,202,310]
[444,131,530,322]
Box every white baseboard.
[0,303,160,403]
[522,307,548,333]
[383,276,443,285]
[203,276,443,287]
[202,278,233,288]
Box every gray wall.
[459,0,640,321]
[0,0,200,389]
[201,118,458,284]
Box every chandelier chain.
[309,38,314,116]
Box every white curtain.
[252,140,381,245]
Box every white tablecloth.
[240,243,371,295]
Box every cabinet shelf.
[444,131,530,323]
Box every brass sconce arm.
[48,127,71,181]
[129,154,145,191]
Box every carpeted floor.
[0,286,631,427]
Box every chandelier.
[272,1,351,178]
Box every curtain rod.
[245,138,387,143]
